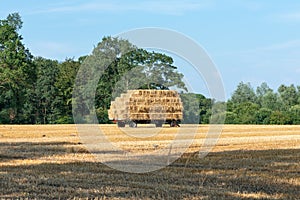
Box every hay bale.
[108,90,183,121]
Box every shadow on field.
[1,145,300,199]
[0,141,79,161]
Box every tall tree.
[233,102,260,124]
[255,108,273,124]
[112,49,187,98]
[256,82,273,97]
[73,37,139,123]
[230,82,257,105]
[54,58,80,123]
[278,84,298,109]
[180,93,204,124]
[297,86,300,104]
[6,13,23,31]
[260,91,281,111]
[289,105,300,125]
[269,111,291,125]
[256,82,273,107]
[34,57,59,124]
[0,13,35,123]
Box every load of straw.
[108,90,183,121]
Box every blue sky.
[1,0,300,98]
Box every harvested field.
[0,125,300,199]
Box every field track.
[0,125,300,199]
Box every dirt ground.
[0,124,299,199]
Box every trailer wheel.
[129,121,137,128]
[117,121,126,127]
[170,120,180,127]
[154,120,163,127]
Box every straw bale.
[108,90,183,121]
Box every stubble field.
[0,124,300,199]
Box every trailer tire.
[129,121,137,128]
[154,120,163,127]
[170,120,180,127]
[117,121,126,127]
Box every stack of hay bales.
[108,90,183,121]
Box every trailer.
[108,90,183,127]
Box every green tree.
[224,111,238,124]
[54,58,81,123]
[256,82,273,97]
[278,84,298,109]
[34,57,59,124]
[233,102,260,124]
[6,13,23,31]
[297,86,300,104]
[256,82,273,107]
[288,105,300,125]
[93,37,137,110]
[0,13,35,123]
[109,48,187,100]
[198,94,212,124]
[255,108,272,124]
[229,82,258,124]
[269,111,291,125]
[230,82,257,105]
[260,91,282,111]
[179,93,201,124]
[210,101,226,124]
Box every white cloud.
[29,0,214,16]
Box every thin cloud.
[29,0,214,16]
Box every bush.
[55,116,74,124]
[269,111,292,125]
[255,108,272,124]
[288,105,300,125]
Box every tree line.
[1,13,299,125]
[178,82,300,125]
[224,82,300,124]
